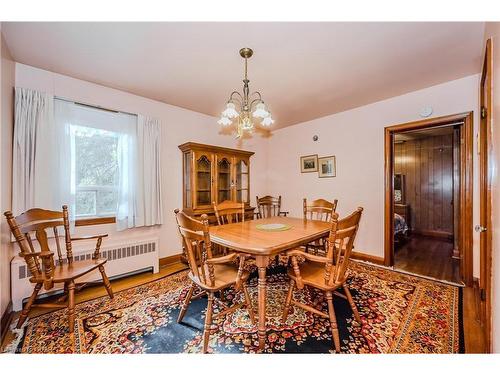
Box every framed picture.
[318,156,336,178]
[300,154,318,173]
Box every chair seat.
[189,263,251,291]
[287,261,343,291]
[50,258,108,282]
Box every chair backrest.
[174,209,215,287]
[303,198,338,222]
[4,206,73,290]
[324,207,363,287]
[213,200,245,225]
[256,195,282,218]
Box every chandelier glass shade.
[218,48,274,138]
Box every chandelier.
[218,48,274,138]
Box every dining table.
[209,216,331,352]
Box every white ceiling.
[2,22,485,129]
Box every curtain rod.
[54,96,137,117]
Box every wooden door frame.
[384,112,474,286]
[479,38,492,352]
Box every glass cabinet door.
[183,152,192,209]
[194,153,213,207]
[234,157,249,204]
[217,156,232,203]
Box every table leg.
[255,255,269,352]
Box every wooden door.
[193,151,215,209]
[215,154,233,204]
[233,156,250,204]
[478,38,492,352]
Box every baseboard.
[351,251,385,265]
[1,301,13,344]
[412,230,453,240]
[159,253,183,268]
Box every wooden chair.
[213,200,245,225]
[255,195,289,219]
[303,198,338,255]
[4,206,114,334]
[282,207,363,353]
[174,209,255,353]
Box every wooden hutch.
[178,142,255,223]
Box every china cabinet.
[178,142,255,223]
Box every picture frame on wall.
[318,156,336,178]
[300,154,318,173]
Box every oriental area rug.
[6,262,464,354]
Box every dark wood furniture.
[4,206,114,336]
[174,209,255,353]
[209,216,332,351]
[255,195,288,219]
[303,198,338,255]
[178,142,255,224]
[282,208,364,352]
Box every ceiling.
[2,22,485,129]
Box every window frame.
[75,216,116,227]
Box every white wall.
[14,63,269,259]
[0,28,15,319]
[484,22,500,353]
[266,75,481,274]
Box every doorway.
[384,113,473,286]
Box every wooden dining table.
[209,216,331,351]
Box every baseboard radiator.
[11,238,159,311]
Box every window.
[72,125,120,218]
[54,99,137,223]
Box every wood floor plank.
[395,234,460,284]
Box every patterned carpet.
[7,262,464,354]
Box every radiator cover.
[11,238,159,311]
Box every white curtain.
[14,90,162,229]
[116,115,163,230]
[12,87,56,215]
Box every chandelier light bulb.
[222,102,239,119]
[218,117,232,126]
[252,102,269,118]
[261,116,274,127]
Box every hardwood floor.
[1,257,486,353]
[394,234,461,284]
[462,285,486,353]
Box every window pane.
[74,126,119,187]
[73,125,120,217]
[97,190,118,215]
[76,191,97,216]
